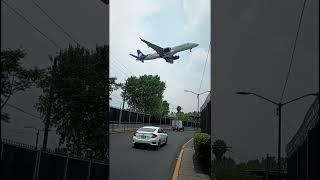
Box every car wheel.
[157,140,161,149]
[133,143,137,148]
[164,137,168,145]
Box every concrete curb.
[172,138,193,180]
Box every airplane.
[130,38,199,64]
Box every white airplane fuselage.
[130,38,199,64]
[144,43,198,60]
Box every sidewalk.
[178,139,211,180]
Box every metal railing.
[1,139,108,180]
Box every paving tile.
[178,175,190,180]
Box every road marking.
[172,138,193,180]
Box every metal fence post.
[1,143,3,160]
[32,150,38,180]
[87,160,92,180]
[143,114,145,125]
[129,111,131,129]
[164,117,166,126]
[136,113,138,128]
[63,157,69,180]
[34,150,42,180]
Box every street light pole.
[184,90,211,130]
[277,103,282,179]
[236,91,318,180]
[197,94,199,115]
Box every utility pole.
[42,58,57,150]
[184,90,210,131]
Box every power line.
[110,60,130,77]
[279,0,307,102]
[198,42,211,93]
[110,56,131,75]
[1,0,61,49]
[6,103,42,120]
[110,52,133,75]
[110,65,128,80]
[30,0,81,46]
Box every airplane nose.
[193,43,199,47]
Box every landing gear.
[190,48,192,52]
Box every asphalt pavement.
[110,130,194,180]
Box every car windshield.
[138,127,156,132]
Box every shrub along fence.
[1,139,108,180]
[193,132,211,173]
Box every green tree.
[121,75,166,117]
[109,77,121,99]
[176,111,184,120]
[212,139,228,160]
[36,45,109,160]
[1,49,44,122]
[162,100,170,116]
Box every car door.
[158,128,165,143]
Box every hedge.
[193,132,211,173]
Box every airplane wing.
[140,38,164,56]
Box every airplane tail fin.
[129,50,145,63]
[137,49,145,57]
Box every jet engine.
[173,55,179,60]
[164,47,171,53]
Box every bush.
[193,132,211,173]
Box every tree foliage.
[176,111,199,121]
[162,100,170,116]
[121,75,166,118]
[213,156,287,180]
[1,49,44,122]
[36,45,109,160]
[109,77,121,99]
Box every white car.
[132,126,168,149]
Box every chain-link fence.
[200,95,211,135]
[1,139,108,180]
[109,107,199,133]
[286,98,319,180]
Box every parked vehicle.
[132,126,168,149]
[171,119,184,131]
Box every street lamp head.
[236,91,251,95]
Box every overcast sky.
[212,0,318,162]
[1,0,108,148]
[109,0,211,113]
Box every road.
[110,130,194,180]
